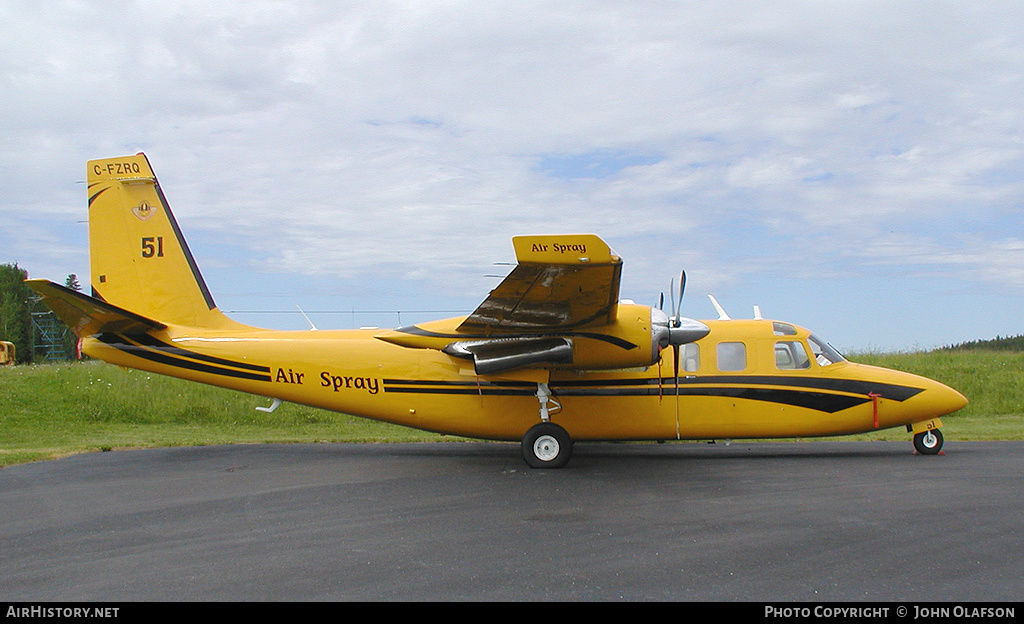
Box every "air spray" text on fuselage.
[320,371,380,394]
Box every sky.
[2,0,1023,352]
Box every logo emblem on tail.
[132,202,157,221]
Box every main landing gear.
[522,422,572,468]
[521,383,573,468]
[913,428,944,455]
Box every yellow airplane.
[27,153,968,468]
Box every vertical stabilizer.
[87,153,243,329]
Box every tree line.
[0,263,78,364]
[943,334,1024,352]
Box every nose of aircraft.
[907,372,968,419]
[944,384,968,414]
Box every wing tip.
[511,234,617,265]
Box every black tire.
[913,429,944,455]
[522,423,572,469]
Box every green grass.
[0,361,445,467]
[850,350,1024,440]
[2,350,1022,467]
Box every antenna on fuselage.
[296,305,318,331]
[708,295,731,320]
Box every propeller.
[653,271,711,437]
[671,276,682,435]
[660,271,711,347]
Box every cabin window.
[775,341,811,370]
[717,342,747,372]
[809,334,845,366]
[682,343,700,372]
[773,322,798,336]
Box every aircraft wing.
[375,234,639,375]
[457,234,622,334]
[25,279,165,337]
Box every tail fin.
[87,154,244,329]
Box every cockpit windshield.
[809,334,845,366]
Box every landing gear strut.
[521,383,572,468]
[913,428,944,455]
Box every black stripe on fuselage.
[382,374,924,414]
[557,384,870,413]
[127,333,271,373]
[383,378,536,396]
[558,375,925,402]
[97,333,271,382]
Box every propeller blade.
[673,344,680,388]
[675,271,686,321]
[673,342,681,437]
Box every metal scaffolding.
[31,308,71,362]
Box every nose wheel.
[913,429,944,455]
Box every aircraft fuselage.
[83,316,965,444]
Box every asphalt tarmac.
[1,441,1021,602]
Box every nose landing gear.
[913,428,944,455]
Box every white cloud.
[2,0,1024,347]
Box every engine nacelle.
[376,303,710,375]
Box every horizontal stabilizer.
[25,279,165,337]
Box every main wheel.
[913,428,944,455]
[522,423,572,469]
